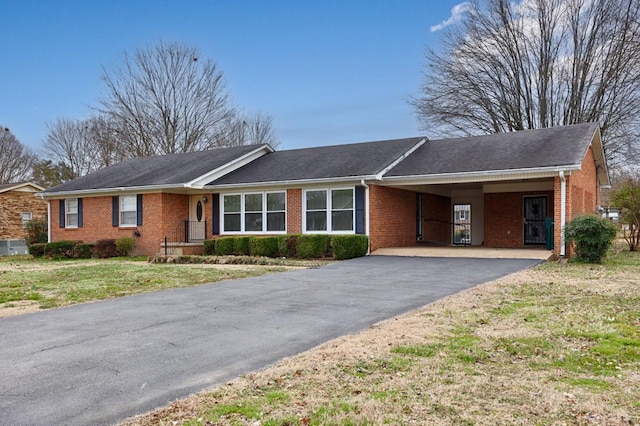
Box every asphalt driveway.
[0,256,541,425]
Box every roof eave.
[381,165,581,185]
[38,183,188,199]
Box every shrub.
[278,235,299,258]
[296,235,331,259]
[564,214,618,263]
[74,243,95,259]
[115,236,136,256]
[93,239,119,258]
[203,239,216,255]
[249,236,280,257]
[29,243,47,258]
[214,237,235,256]
[233,236,252,256]
[45,240,76,259]
[332,235,369,260]
[25,218,48,245]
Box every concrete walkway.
[371,246,553,260]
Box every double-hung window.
[21,212,32,228]
[120,195,137,227]
[65,199,79,228]
[222,191,286,233]
[304,188,354,233]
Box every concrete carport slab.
[371,246,553,260]
[0,256,543,426]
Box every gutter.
[38,183,188,199]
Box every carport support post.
[560,171,566,257]
[361,179,371,254]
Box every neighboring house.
[38,123,608,258]
[0,182,47,255]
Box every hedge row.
[29,237,136,259]
[204,234,368,260]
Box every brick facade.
[50,193,190,256]
[0,189,47,240]
[484,191,554,248]
[553,147,599,256]
[286,188,302,234]
[369,185,416,251]
[421,192,451,244]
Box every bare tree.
[97,41,235,156]
[0,126,37,184]
[43,116,123,179]
[412,0,640,167]
[212,111,280,148]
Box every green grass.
[0,257,287,310]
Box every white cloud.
[430,2,471,32]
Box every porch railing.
[164,220,207,255]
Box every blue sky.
[1,0,469,152]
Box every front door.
[189,195,206,241]
[524,196,547,245]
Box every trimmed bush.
[233,236,252,256]
[332,235,369,260]
[93,239,118,258]
[74,243,95,259]
[44,240,76,259]
[203,239,216,255]
[116,236,136,256]
[296,235,331,259]
[564,214,618,263]
[29,243,47,258]
[214,237,235,256]
[249,236,280,257]
[278,235,299,258]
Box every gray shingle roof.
[385,123,599,177]
[208,137,425,186]
[41,145,264,193]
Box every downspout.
[360,179,370,254]
[47,201,51,243]
[560,171,566,257]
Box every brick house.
[0,182,47,255]
[38,123,608,258]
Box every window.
[21,212,32,228]
[222,191,286,233]
[266,192,286,231]
[304,188,354,233]
[66,199,79,228]
[120,195,137,227]
[223,194,241,232]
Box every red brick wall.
[369,185,416,251]
[50,193,190,256]
[553,147,599,257]
[484,191,553,248]
[287,189,302,234]
[422,193,451,244]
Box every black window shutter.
[78,198,83,228]
[59,199,65,228]
[112,196,119,227]
[136,194,143,226]
[212,193,220,235]
[355,186,365,234]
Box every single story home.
[38,123,608,258]
[0,182,47,255]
